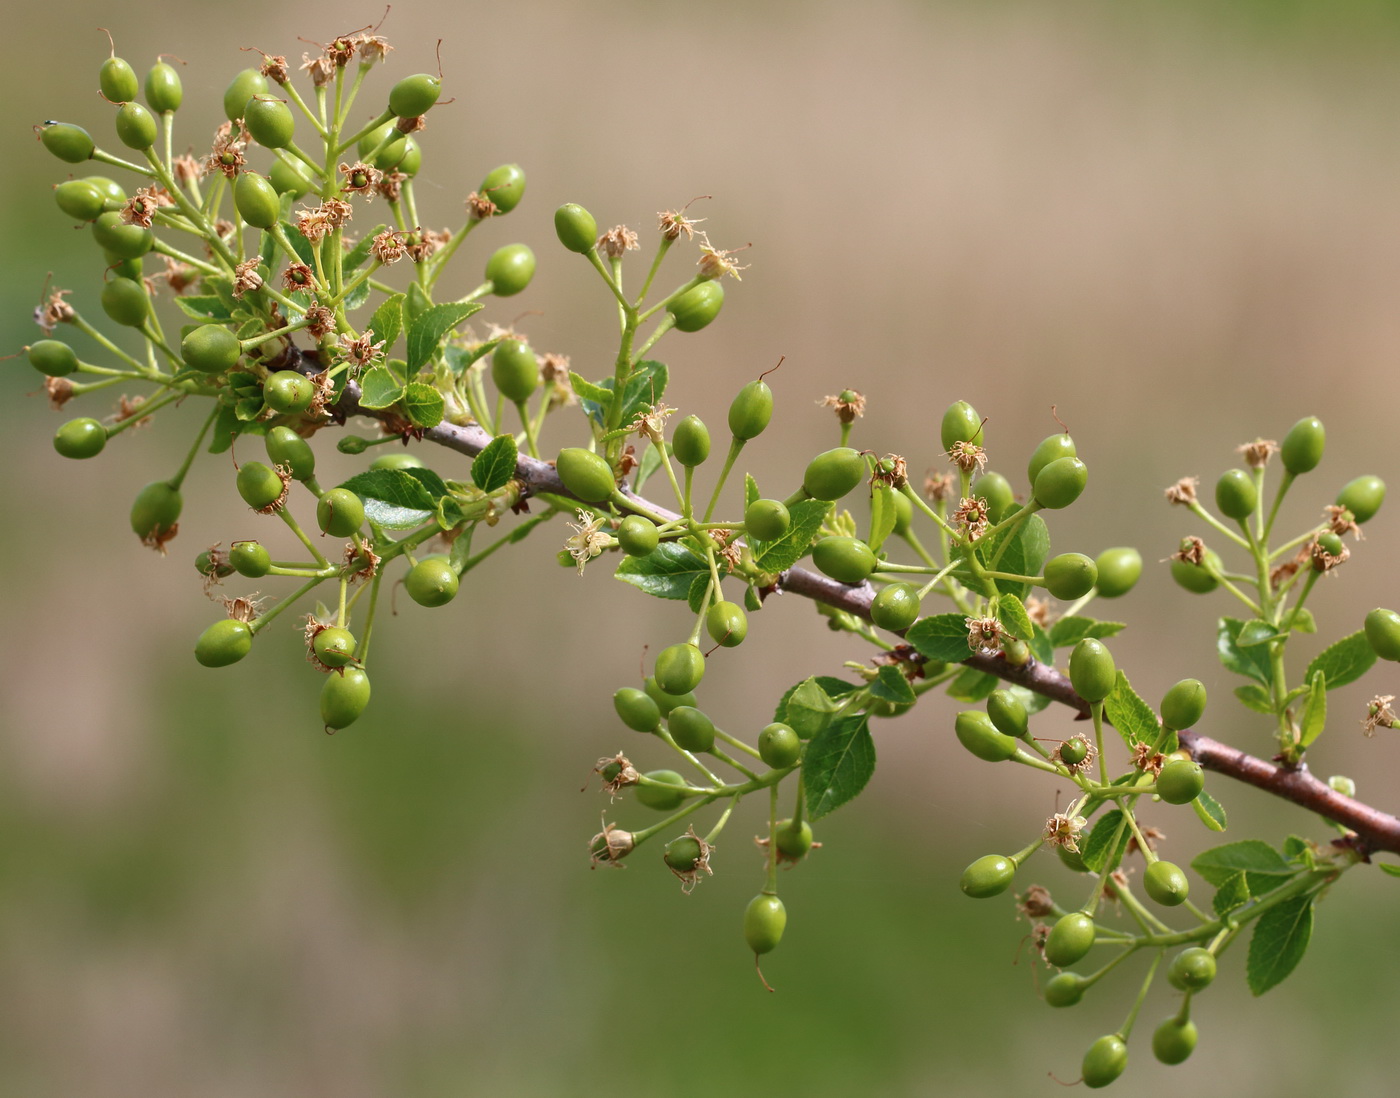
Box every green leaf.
[686,572,712,614]
[614,542,709,601]
[578,360,669,429]
[403,382,445,429]
[634,441,663,493]
[568,371,613,406]
[1247,896,1314,995]
[751,499,831,574]
[744,473,760,511]
[336,468,438,529]
[234,396,264,421]
[1030,624,1054,668]
[907,613,972,664]
[1212,871,1251,917]
[1299,670,1327,749]
[174,295,232,322]
[402,467,448,500]
[1103,670,1160,748]
[367,293,405,355]
[359,366,404,410]
[1193,791,1228,832]
[342,224,382,274]
[1236,618,1284,647]
[406,302,483,372]
[978,509,1050,600]
[1048,616,1127,647]
[996,594,1034,642]
[1290,608,1317,634]
[1191,840,1296,896]
[1378,863,1400,878]
[775,676,857,740]
[946,666,998,703]
[448,524,475,572]
[869,484,897,553]
[207,403,243,454]
[1082,810,1129,875]
[1305,630,1376,692]
[471,435,518,493]
[1217,617,1273,686]
[803,714,876,821]
[872,665,917,705]
[1234,683,1275,715]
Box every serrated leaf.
[437,496,466,530]
[744,473,760,511]
[403,382,445,428]
[234,396,264,421]
[803,714,876,820]
[342,224,383,276]
[569,371,614,406]
[996,594,1034,642]
[869,483,897,553]
[1218,617,1273,686]
[174,295,232,322]
[1247,896,1314,995]
[634,441,662,493]
[359,366,404,410]
[1030,624,1054,667]
[946,666,999,703]
[872,666,917,705]
[751,499,832,574]
[448,524,475,572]
[907,613,973,664]
[1212,871,1251,916]
[1103,670,1160,748]
[367,293,405,356]
[686,572,712,614]
[1193,791,1228,832]
[207,403,242,454]
[978,509,1050,600]
[1234,683,1275,715]
[336,468,440,529]
[775,676,857,740]
[406,302,483,372]
[278,220,316,267]
[578,361,669,428]
[1082,809,1129,874]
[1048,616,1127,647]
[1299,670,1327,749]
[444,340,499,376]
[235,318,264,341]
[1305,631,1376,692]
[402,467,448,500]
[614,542,709,601]
[1290,608,1317,634]
[1236,618,1284,647]
[1192,840,1295,896]
[471,435,518,492]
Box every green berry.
[316,489,364,537]
[270,156,314,197]
[1027,433,1076,487]
[1081,1035,1127,1089]
[106,254,143,281]
[743,893,786,955]
[1281,415,1325,475]
[229,540,271,578]
[54,180,105,222]
[554,202,597,252]
[389,73,442,118]
[939,400,982,452]
[243,95,294,148]
[405,558,459,607]
[1044,972,1085,1008]
[236,462,284,510]
[1215,468,1258,521]
[1033,456,1088,510]
[706,601,748,647]
[654,642,705,696]
[1337,475,1386,524]
[643,676,697,716]
[478,163,525,214]
[954,710,1018,762]
[758,723,801,768]
[114,101,157,149]
[1152,1017,1198,1066]
[672,414,711,467]
[144,62,183,113]
[313,627,357,668]
[802,447,866,501]
[179,324,241,373]
[263,370,315,415]
[84,176,125,205]
[369,452,423,471]
[490,339,539,402]
[1144,860,1190,907]
[636,770,689,811]
[234,171,280,228]
[1059,736,1090,766]
[194,549,235,579]
[613,687,662,732]
[1171,543,1222,593]
[617,515,659,556]
[812,536,877,584]
[971,472,1015,523]
[668,705,715,753]
[775,818,815,860]
[130,481,182,541]
[667,281,724,332]
[358,121,409,168]
[321,667,371,730]
[959,854,1015,898]
[100,277,149,327]
[1364,608,1400,661]
[556,448,615,502]
[1160,678,1207,730]
[53,418,107,459]
[986,689,1029,738]
[100,54,139,102]
[1092,547,1140,597]
[40,123,95,163]
[1044,912,1096,968]
[870,583,921,632]
[28,339,79,377]
[1044,552,1097,600]
[728,379,773,440]
[1167,947,1216,991]
[1069,638,1116,703]
[194,619,253,668]
[264,426,316,482]
[91,210,152,258]
[398,139,423,179]
[1157,758,1204,805]
[1315,531,1345,563]
[223,69,269,121]
[745,498,790,541]
[663,835,704,871]
[484,244,536,296]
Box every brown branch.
[335,383,1400,857]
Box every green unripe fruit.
[870,583,921,632]
[405,558,459,607]
[1167,947,1216,991]
[758,723,801,768]
[180,324,241,374]
[369,452,423,471]
[106,254,143,281]
[1044,553,1098,600]
[971,472,1015,523]
[1152,1017,1198,1066]
[144,62,183,112]
[130,481,182,540]
[940,400,982,452]
[775,818,815,860]
[195,550,235,579]
[115,101,157,149]
[1364,608,1400,661]
[1215,468,1258,521]
[224,69,269,121]
[100,277,149,327]
[1315,531,1345,562]
[1161,678,1207,730]
[263,370,315,415]
[802,447,866,501]
[389,73,442,117]
[556,448,615,502]
[643,676,697,715]
[1157,758,1205,804]
[1033,456,1088,510]
[668,706,715,753]
[1281,415,1325,475]
[321,667,371,730]
[1081,1035,1127,1089]
[706,601,748,647]
[100,55,139,102]
[236,461,284,510]
[728,379,774,440]
[812,536,877,584]
[242,96,294,148]
[313,627,357,668]
[234,172,279,228]
[1171,544,1221,593]
[654,643,705,696]
[91,210,153,258]
[54,418,107,459]
[264,426,316,481]
[891,490,913,535]
[1069,638,1115,702]
[194,619,253,667]
[40,123,95,163]
[1027,433,1076,487]
[663,835,704,871]
[636,770,688,811]
[672,414,711,466]
[955,710,1019,762]
[229,540,271,578]
[959,854,1015,898]
[484,244,536,297]
[54,179,106,221]
[397,136,422,177]
[358,122,408,168]
[1337,475,1386,524]
[617,515,659,556]
[478,163,525,213]
[554,202,597,252]
[28,339,79,377]
[986,689,1029,738]
[613,687,662,732]
[1044,973,1085,1008]
[270,156,314,197]
[1044,912,1096,968]
[316,488,364,536]
[1144,860,1190,907]
[743,894,786,955]
[1059,736,1090,765]
[85,176,125,204]
[745,498,790,541]
[1094,547,1142,598]
[490,339,539,402]
[667,280,724,332]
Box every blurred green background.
[5,0,1400,1094]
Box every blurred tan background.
[5,0,1400,1094]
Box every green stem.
[168,404,220,490]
